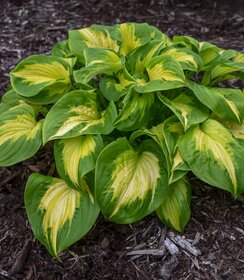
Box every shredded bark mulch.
[0,0,244,279]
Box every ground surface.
[0,0,244,279]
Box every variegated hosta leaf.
[162,116,184,156]
[169,150,189,184]
[178,118,244,197]
[68,24,119,62]
[113,23,152,56]
[128,40,164,73]
[18,82,72,105]
[74,48,124,84]
[113,91,155,131]
[74,82,95,92]
[158,91,209,130]
[145,124,166,148]
[149,26,172,43]
[74,64,112,84]
[10,55,71,100]
[156,176,191,232]
[173,36,199,52]
[84,48,123,72]
[54,135,103,191]
[134,55,185,93]
[51,40,73,58]
[0,89,50,116]
[218,49,238,61]
[188,80,244,124]
[25,173,99,258]
[223,121,244,141]
[130,125,163,145]
[0,103,43,166]
[95,138,168,223]
[198,41,220,68]
[43,90,117,143]
[130,124,166,153]
[130,121,186,184]
[99,69,136,101]
[146,55,185,82]
[233,53,244,63]
[210,61,244,83]
[129,124,170,172]
[162,116,189,184]
[130,123,173,180]
[198,41,218,52]
[202,49,244,84]
[61,57,77,69]
[0,89,26,115]
[161,47,202,72]
[210,60,244,82]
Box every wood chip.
[159,255,179,279]
[127,248,166,257]
[142,221,155,238]
[27,165,41,172]
[159,228,167,244]
[234,227,244,235]
[47,26,68,31]
[0,270,9,278]
[133,243,147,250]
[169,235,201,256]
[191,257,200,269]
[192,232,201,246]
[164,237,179,255]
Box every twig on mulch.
[8,239,32,276]
[0,170,22,186]
[127,248,166,257]
[234,226,244,235]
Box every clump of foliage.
[0,23,244,259]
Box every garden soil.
[0,0,244,279]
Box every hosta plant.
[1,23,244,259]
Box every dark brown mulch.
[0,0,244,279]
